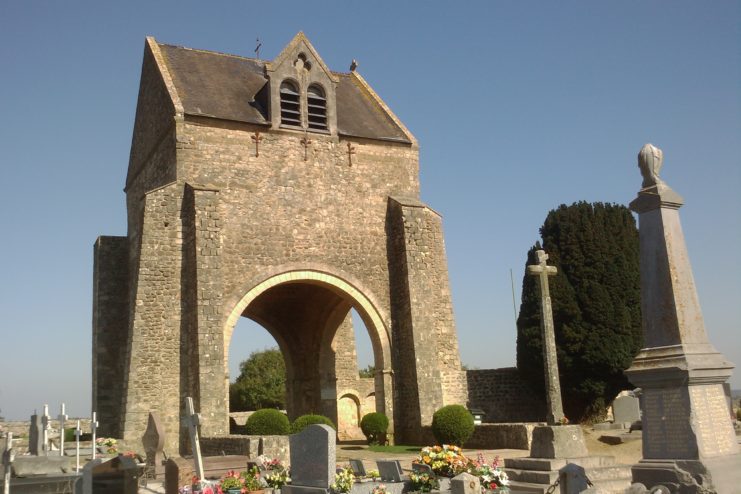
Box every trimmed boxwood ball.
[290,414,336,434]
[360,412,389,445]
[431,405,474,446]
[245,408,290,435]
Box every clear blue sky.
[0,1,738,421]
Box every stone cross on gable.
[74,420,82,472]
[41,404,51,455]
[57,403,68,457]
[3,432,14,494]
[90,412,99,460]
[527,249,565,425]
[183,397,204,481]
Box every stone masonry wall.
[466,367,545,423]
[92,236,129,438]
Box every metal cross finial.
[527,249,565,425]
[346,142,356,167]
[254,38,262,59]
[300,132,312,162]
[57,403,68,457]
[90,411,99,460]
[251,131,264,157]
[183,397,204,481]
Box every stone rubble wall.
[466,368,545,423]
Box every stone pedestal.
[625,144,741,493]
[529,425,588,459]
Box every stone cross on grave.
[41,404,51,455]
[3,432,14,494]
[74,420,82,472]
[90,411,99,460]
[57,403,68,456]
[183,397,204,481]
[527,249,565,425]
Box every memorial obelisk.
[626,144,740,493]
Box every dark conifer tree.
[516,202,642,421]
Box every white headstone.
[41,404,51,455]
[90,412,99,460]
[57,403,68,457]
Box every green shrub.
[431,405,474,446]
[360,412,389,445]
[290,414,336,434]
[245,409,290,435]
[736,408,741,421]
[64,428,76,443]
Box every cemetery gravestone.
[450,472,481,494]
[142,411,166,479]
[82,455,140,494]
[376,460,404,482]
[28,413,43,455]
[612,395,641,426]
[625,143,741,493]
[183,397,204,481]
[57,403,68,457]
[2,433,13,494]
[41,405,51,455]
[282,424,336,494]
[90,411,99,460]
[349,459,366,477]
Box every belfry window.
[280,80,301,126]
[307,84,328,131]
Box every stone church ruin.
[93,33,473,451]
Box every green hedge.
[360,412,389,445]
[290,414,336,434]
[245,409,290,435]
[431,405,474,446]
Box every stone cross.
[90,412,99,460]
[527,249,565,425]
[57,403,68,457]
[74,420,82,472]
[251,131,263,157]
[183,397,204,481]
[2,432,14,494]
[300,133,312,162]
[41,404,51,455]
[346,142,356,167]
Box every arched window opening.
[307,84,328,130]
[280,80,301,127]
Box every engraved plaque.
[689,385,739,457]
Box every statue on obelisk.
[527,249,565,425]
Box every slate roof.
[158,43,411,144]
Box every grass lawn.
[367,444,422,453]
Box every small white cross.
[57,403,68,457]
[74,420,82,473]
[41,404,51,455]
[3,432,14,494]
[90,412,99,460]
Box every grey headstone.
[142,412,166,479]
[612,395,641,425]
[530,425,588,459]
[412,463,432,475]
[559,463,589,494]
[28,414,43,455]
[451,472,480,494]
[349,459,365,477]
[287,424,335,488]
[82,455,139,494]
[12,456,74,476]
[376,460,403,482]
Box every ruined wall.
[466,367,545,423]
[92,236,129,438]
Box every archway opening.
[223,271,392,438]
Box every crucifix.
[41,404,50,455]
[183,397,204,482]
[57,403,68,457]
[527,249,565,425]
[90,411,99,460]
[74,420,82,472]
[3,432,14,494]
[254,38,262,59]
[300,132,311,162]
[251,131,263,157]
[346,142,356,167]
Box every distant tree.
[230,348,286,411]
[359,364,375,378]
[516,202,642,422]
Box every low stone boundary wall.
[200,435,289,463]
[420,423,540,450]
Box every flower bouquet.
[467,454,509,493]
[417,445,470,477]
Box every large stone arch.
[222,268,394,433]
